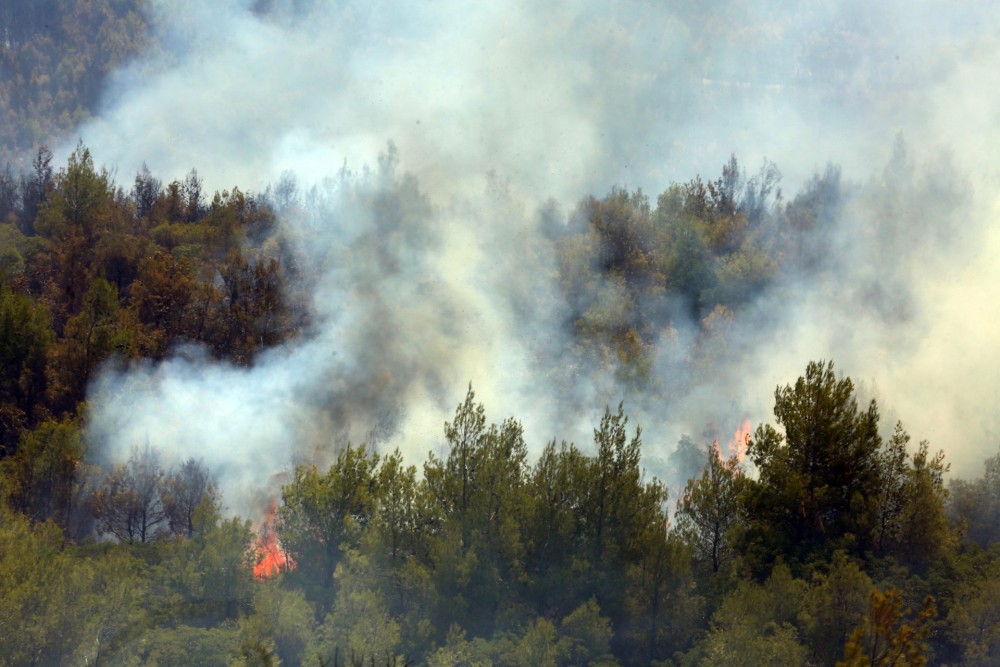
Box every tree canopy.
[0,140,992,664]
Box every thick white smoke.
[76,0,1000,512]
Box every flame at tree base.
[253,500,295,579]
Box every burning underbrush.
[252,500,294,579]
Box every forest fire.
[252,500,294,579]
[728,420,752,463]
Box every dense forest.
[0,141,998,666]
[0,0,149,167]
[3,2,1000,666]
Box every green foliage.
[659,205,717,315]
[313,550,402,663]
[870,423,912,556]
[0,222,44,275]
[240,582,316,666]
[740,361,958,578]
[371,449,420,564]
[0,361,979,665]
[695,564,810,667]
[0,279,51,446]
[675,445,744,574]
[0,510,148,665]
[552,156,786,390]
[745,361,885,567]
[151,502,255,628]
[944,551,1000,664]
[895,441,954,574]
[424,625,493,667]
[422,386,531,635]
[559,598,618,666]
[0,144,299,443]
[837,588,935,667]
[802,552,875,665]
[0,1,149,162]
[0,418,84,529]
[35,143,112,240]
[0,509,71,664]
[0,139,979,664]
[132,624,241,667]
[624,523,702,662]
[948,447,1000,547]
[49,276,135,410]
[189,512,257,620]
[523,439,592,614]
[277,444,380,606]
[589,402,651,563]
[424,601,620,667]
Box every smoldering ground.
[76,0,1000,512]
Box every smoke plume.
[76,0,1000,512]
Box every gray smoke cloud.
[75,0,1000,512]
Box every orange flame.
[728,420,752,463]
[252,500,294,579]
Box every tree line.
[2,364,1000,664]
[0,143,302,456]
[0,143,996,664]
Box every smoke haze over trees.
[49,0,1000,484]
[1,0,1000,664]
